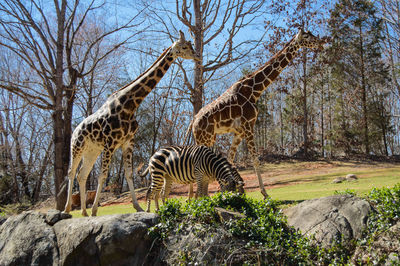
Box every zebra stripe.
[141,145,245,212]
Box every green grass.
[70,163,400,217]
[69,197,188,218]
[265,167,400,202]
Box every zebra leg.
[149,173,164,212]
[122,138,144,212]
[145,186,153,212]
[200,177,209,197]
[91,148,115,216]
[187,184,194,201]
[162,178,172,205]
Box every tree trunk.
[359,24,369,154]
[302,52,309,157]
[191,0,204,115]
[320,78,325,158]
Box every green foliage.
[334,189,357,196]
[150,192,356,264]
[151,184,400,264]
[367,184,400,233]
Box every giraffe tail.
[183,119,194,146]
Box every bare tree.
[142,0,269,117]
[0,0,146,209]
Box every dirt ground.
[33,159,400,210]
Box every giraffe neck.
[242,36,300,102]
[116,46,175,111]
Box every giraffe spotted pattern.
[64,31,199,216]
[186,29,328,198]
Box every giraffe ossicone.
[63,31,198,216]
[186,29,328,199]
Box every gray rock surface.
[0,211,159,266]
[284,195,372,246]
[45,209,72,225]
[215,207,245,223]
[332,176,345,183]
[0,211,59,266]
[54,212,159,266]
[346,174,358,181]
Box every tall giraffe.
[63,31,199,216]
[186,29,327,198]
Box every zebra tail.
[139,166,149,178]
[182,119,194,146]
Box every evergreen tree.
[327,0,389,155]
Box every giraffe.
[63,31,199,216]
[185,29,328,198]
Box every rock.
[54,212,159,266]
[284,195,372,247]
[45,209,72,226]
[346,174,358,181]
[0,211,59,266]
[352,221,400,265]
[332,176,345,183]
[215,207,245,223]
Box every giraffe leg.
[74,153,99,216]
[244,132,268,199]
[122,139,144,212]
[91,148,114,216]
[63,152,82,214]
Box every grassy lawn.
[70,162,400,217]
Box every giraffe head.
[294,29,328,50]
[170,31,200,61]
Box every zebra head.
[231,167,245,195]
[218,165,245,195]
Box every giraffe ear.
[179,30,186,42]
[296,28,304,40]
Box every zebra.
[140,145,245,212]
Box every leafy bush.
[150,185,400,265]
[150,192,349,264]
[367,184,400,233]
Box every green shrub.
[367,184,400,233]
[150,184,400,265]
[150,192,347,264]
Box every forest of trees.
[0,0,399,209]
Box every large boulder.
[0,211,59,266]
[54,212,159,266]
[0,210,159,266]
[284,195,372,246]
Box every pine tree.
[327,0,389,155]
